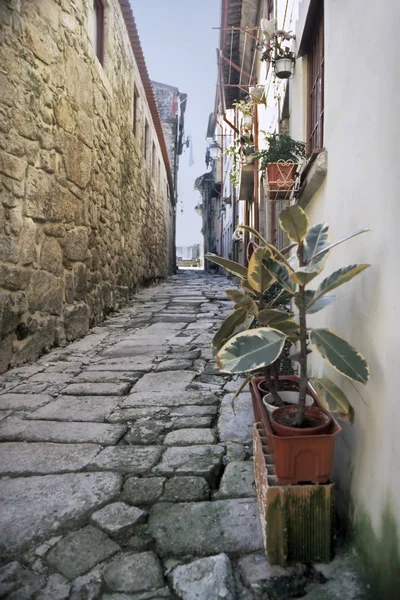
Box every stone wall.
[0,0,175,372]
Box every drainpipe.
[254,103,260,238]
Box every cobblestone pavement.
[0,271,271,600]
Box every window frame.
[133,86,139,136]
[93,0,105,66]
[306,3,324,156]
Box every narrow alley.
[0,271,263,599]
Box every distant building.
[176,245,201,261]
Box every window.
[92,0,105,65]
[152,142,156,178]
[144,120,149,159]
[307,3,324,155]
[133,86,138,136]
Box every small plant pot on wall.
[266,161,298,199]
[274,57,295,79]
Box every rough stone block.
[152,445,224,481]
[149,499,263,557]
[0,472,122,558]
[46,525,120,580]
[132,371,196,393]
[0,235,19,263]
[27,271,63,315]
[40,237,63,275]
[160,476,209,502]
[36,574,71,600]
[88,446,162,474]
[171,554,236,600]
[90,502,146,539]
[163,428,215,446]
[0,442,101,476]
[215,461,256,499]
[64,227,89,261]
[0,419,126,444]
[121,391,218,409]
[25,167,78,221]
[103,552,164,593]
[121,477,166,506]
[0,150,26,181]
[217,393,254,443]
[26,395,119,422]
[0,393,52,410]
[62,382,131,396]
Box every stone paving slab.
[46,525,120,580]
[103,552,164,594]
[152,445,224,480]
[121,391,218,408]
[88,446,163,474]
[0,394,53,410]
[0,472,122,558]
[0,442,101,475]
[217,392,254,443]
[171,554,236,600]
[25,396,120,422]
[73,371,140,383]
[163,428,215,446]
[215,461,257,499]
[61,382,132,396]
[149,499,263,557]
[132,371,197,393]
[0,419,127,444]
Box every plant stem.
[265,365,284,407]
[296,242,308,426]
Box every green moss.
[354,501,400,598]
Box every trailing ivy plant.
[206,206,371,425]
[226,134,256,188]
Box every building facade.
[199,0,400,592]
[0,0,176,371]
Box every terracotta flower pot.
[250,376,341,485]
[266,162,297,199]
[270,405,332,437]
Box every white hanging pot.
[263,390,314,416]
[249,85,265,104]
[243,114,253,127]
[274,57,294,79]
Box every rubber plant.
[205,232,299,401]
[209,206,371,426]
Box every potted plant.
[255,133,306,199]
[210,206,370,484]
[233,99,254,130]
[226,134,256,187]
[261,31,296,79]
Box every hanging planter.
[243,114,253,128]
[249,85,266,104]
[274,56,295,79]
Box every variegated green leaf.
[273,319,300,342]
[258,309,293,326]
[290,264,323,286]
[205,253,248,279]
[309,229,370,264]
[306,294,336,314]
[309,264,370,306]
[248,247,274,293]
[303,222,330,265]
[241,279,257,296]
[212,308,250,350]
[263,257,296,294]
[225,289,258,317]
[216,327,286,374]
[312,378,355,423]
[310,329,369,384]
[279,205,309,243]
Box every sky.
[131,0,220,247]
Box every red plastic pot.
[250,376,341,485]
